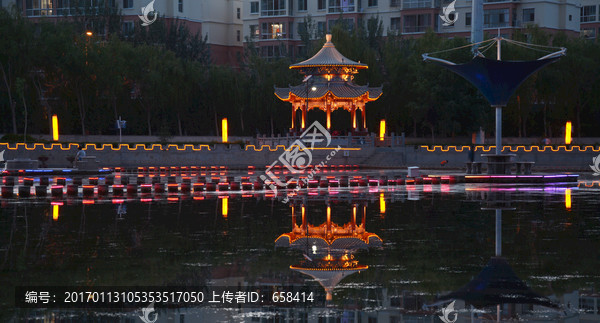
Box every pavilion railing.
[255,134,406,148]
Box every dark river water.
[1,180,599,322]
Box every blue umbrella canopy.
[430,56,560,107]
[422,38,566,107]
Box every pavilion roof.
[275,235,382,251]
[275,82,382,101]
[290,34,368,70]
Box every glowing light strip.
[419,145,600,152]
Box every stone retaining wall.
[0,143,597,171]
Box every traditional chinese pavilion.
[275,34,382,134]
[275,205,382,301]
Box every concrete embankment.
[1,142,597,172]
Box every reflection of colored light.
[379,192,386,214]
[222,197,228,217]
[52,115,59,141]
[565,189,572,210]
[222,118,228,143]
[379,119,385,141]
[52,204,59,221]
[565,121,572,145]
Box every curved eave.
[290,64,368,70]
[275,233,382,246]
[290,265,368,271]
[275,89,383,102]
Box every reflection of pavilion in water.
[275,204,382,301]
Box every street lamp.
[84,31,92,65]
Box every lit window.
[26,0,54,16]
[250,24,259,38]
[581,28,596,39]
[261,22,286,39]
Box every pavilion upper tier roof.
[290,34,367,71]
[275,82,382,101]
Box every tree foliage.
[1,9,599,139]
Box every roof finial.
[326,34,332,43]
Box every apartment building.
[581,0,600,39]
[242,0,585,59]
[1,0,243,65]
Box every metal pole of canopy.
[495,37,502,155]
[495,209,502,257]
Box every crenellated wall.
[0,143,597,171]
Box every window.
[402,0,430,9]
[484,9,509,28]
[317,21,326,36]
[403,13,430,33]
[298,22,307,36]
[465,12,471,26]
[250,24,259,38]
[261,45,284,58]
[261,22,286,39]
[26,0,54,16]
[390,17,401,31]
[328,0,355,13]
[261,0,286,16]
[581,5,596,22]
[56,0,73,15]
[328,18,354,31]
[318,0,326,10]
[581,28,596,39]
[368,0,377,7]
[122,21,134,36]
[522,8,534,23]
[390,0,401,7]
[237,7,241,19]
[122,0,132,9]
[298,0,307,11]
[178,0,183,12]
[250,1,259,13]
